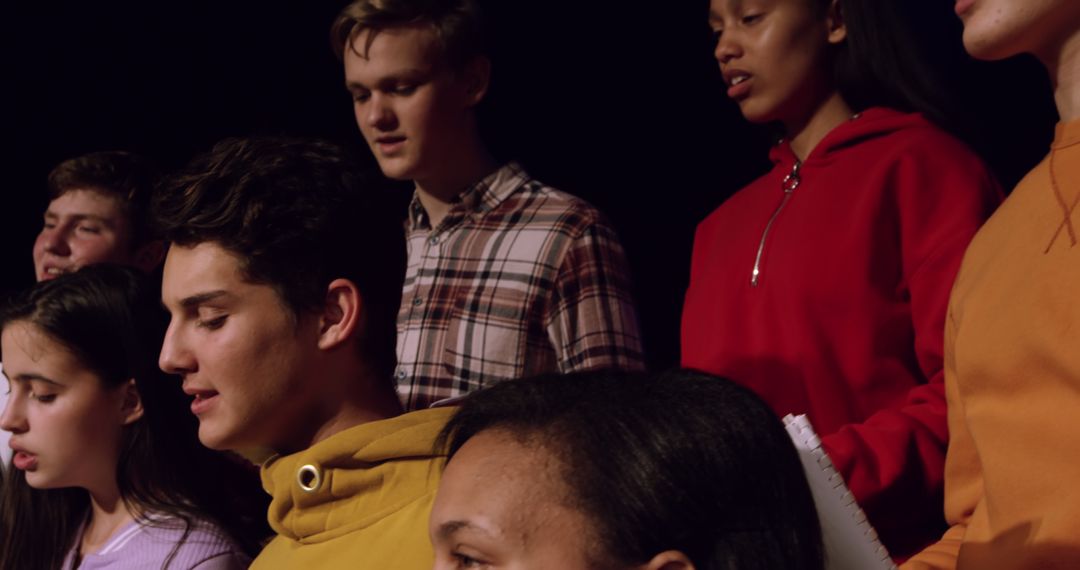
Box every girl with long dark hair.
[0,265,269,569]
[682,0,1001,558]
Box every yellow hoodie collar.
[260,407,454,544]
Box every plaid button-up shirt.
[395,162,645,409]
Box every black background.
[4,0,1059,368]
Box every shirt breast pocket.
[442,285,540,389]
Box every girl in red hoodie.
[684,0,1001,558]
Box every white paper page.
[783,414,897,570]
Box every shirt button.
[428,236,439,246]
[396,369,407,380]
[412,297,423,307]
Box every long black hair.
[826,0,961,132]
[438,369,824,570]
[0,265,270,570]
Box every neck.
[414,135,498,228]
[276,365,405,455]
[306,394,402,447]
[82,485,135,555]
[785,91,854,161]
[1044,30,1080,122]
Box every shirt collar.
[406,161,528,231]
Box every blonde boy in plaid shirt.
[333,0,645,409]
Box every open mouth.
[12,450,38,471]
[375,136,406,154]
[41,267,70,280]
[727,75,752,99]
[190,390,220,415]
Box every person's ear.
[460,55,491,107]
[637,550,696,570]
[132,240,166,273]
[318,278,362,350]
[119,379,144,426]
[826,0,847,45]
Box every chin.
[368,154,409,180]
[962,38,1016,61]
[382,165,421,182]
[737,103,779,126]
[23,471,58,489]
[961,20,1027,61]
[197,424,234,451]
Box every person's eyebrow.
[12,373,64,387]
[709,0,742,23]
[436,520,487,541]
[179,290,231,311]
[42,212,116,226]
[346,69,430,90]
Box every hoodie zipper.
[751,159,801,287]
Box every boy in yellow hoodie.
[903,1,1080,568]
[155,136,452,569]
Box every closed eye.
[452,552,489,568]
[32,393,57,403]
[197,315,227,330]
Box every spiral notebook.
[782,414,896,570]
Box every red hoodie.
[681,108,1001,558]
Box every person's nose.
[0,393,28,434]
[158,320,196,376]
[365,92,398,132]
[714,30,744,66]
[39,226,72,257]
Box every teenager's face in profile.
[708,0,841,127]
[159,242,323,451]
[343,25,480,183]
[956,0,1080,61]
[0,322,133,491]
[429,429,605,570]
[33,190,135,283]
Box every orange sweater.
[904,119,1080,569]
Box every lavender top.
[62,513,250,570]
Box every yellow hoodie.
[251,407,454,569]
[903,120,1080,569]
